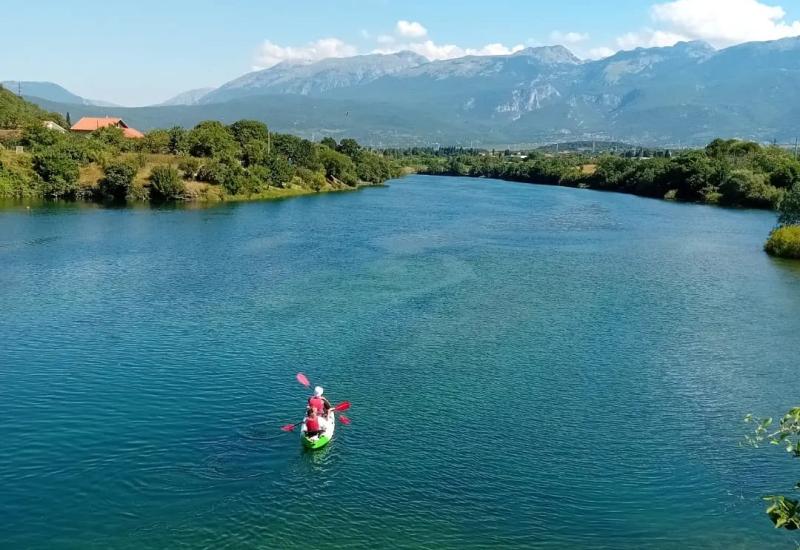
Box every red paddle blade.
[296,373,310,388]
[281,424,297,432]
[339,415,351,425]
[334,401,351,412]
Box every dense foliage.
[0,93,401,202]
[393,139,800,209]
[744,408,800,531]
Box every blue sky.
[3,0,800,105]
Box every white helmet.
[314,386,324,397]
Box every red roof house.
[70,117,145,139]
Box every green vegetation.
[743,408,800,531]
[392,138,800,209]
[0,90,401,203]
[0,86,66,129]
[765,183,800,260]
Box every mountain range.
[9,37,800,146]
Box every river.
[1,175,799,549]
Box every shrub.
[148,165,185,201]
[765,226,800,259]
[177,156,201,179]
[100,161,137,200]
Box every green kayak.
[301,411,335,450]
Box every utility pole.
[18,82,22,97]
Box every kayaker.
[304,408,322,437]
[308,386,331,415]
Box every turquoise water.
[1,176,799,549]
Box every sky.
[3,0,800,106]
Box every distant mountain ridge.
[1,81,117,107]
[19,37,800,146]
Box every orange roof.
[122,127,145,139]
[70,116,144,138]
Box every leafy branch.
[743,407,800,531]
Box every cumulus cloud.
[549,31,590,44]
[651,0,800,46]
[375,40,524,61]
[254,38,357,69]
[586,46,616,59]
[396,20,428,39]
[615,29,690,50]
[584,0,800,60]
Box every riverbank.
[0,89,401,204]
[391,139,799,211]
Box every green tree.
[779,183,800,226]
[31,149,79,198]
[142,129,171,154]
[266,155,295,188]
[337,138,361,159]
[167,126,187,155]
[90,126,125,149]
[318,146,357,185]
[320,137,337,150]
[100,161,137,201]
[743,407,800,530]
[185,121,238,158]
[228,120,269,148]
[148,165,185,201]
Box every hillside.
[1,81,116,107]
[0,86,66,129]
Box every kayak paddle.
[339,415,351,425]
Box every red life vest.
[305,416,320,432]
[308,396,325,413]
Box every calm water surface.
[1,176,799,549]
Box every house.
[42,120,66,133]
[70,116,144,139]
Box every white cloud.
[549,31,590,44]
[615,29,689,50]
[253,38,357,69]
[376,34,396,45]
[651,0,800,46]
[375,40,524,61]
[396,20,428,39]
[586,46,616,59]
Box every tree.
[148,165,185,201]
[90,126,125,149]
[66,112,71,127]
[779,183,800,226]
[318,146,357,185]
[228,120,269,148]
[31,150,80,198]
[337,138,361,159]
[266,155,295,188]
[100,161,137,200]
[142,129,171,154]
[273,134,318,169]
[185,121,238,158]
[167,126,186,155]
[320,137,337,150]
[743,407,800,530]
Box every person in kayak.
[308,386,331,416]
[304,407,323,437]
